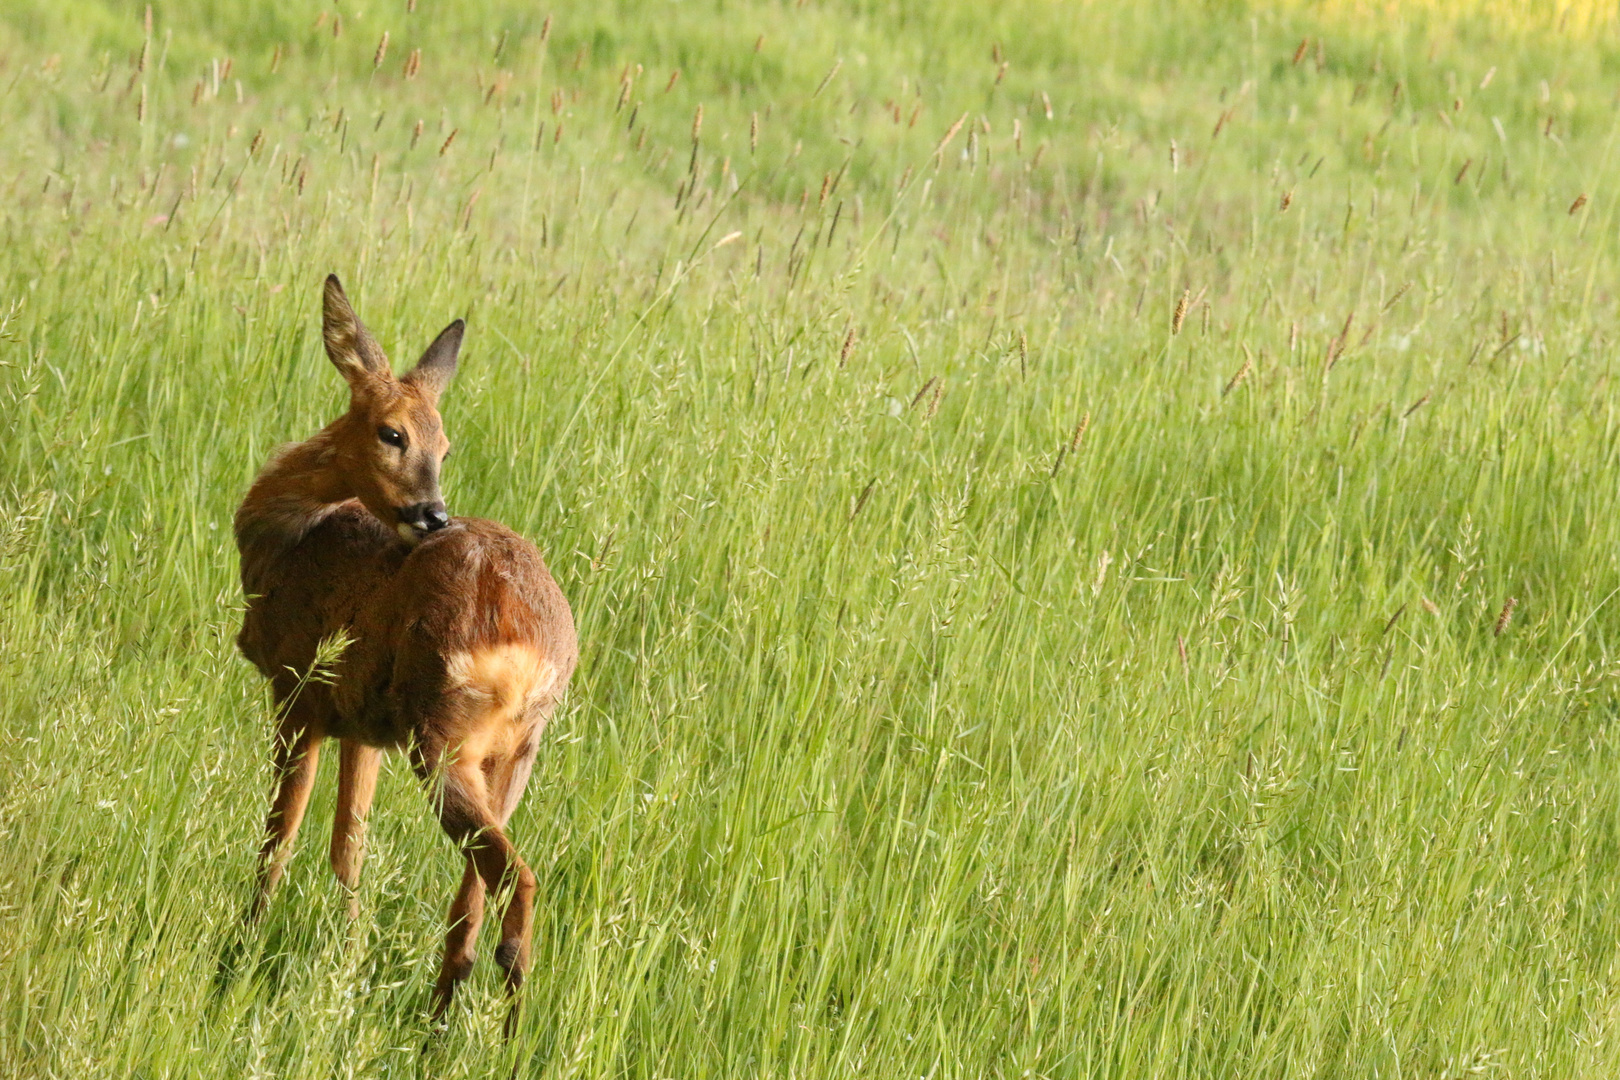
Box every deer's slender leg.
[424,743,541,1021]
[430,859,486,1020]
[416,745,536,996]
[330,740,383,919]
[249,704,325,922]
[487,745,542,1038]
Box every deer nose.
[398,502,451,534]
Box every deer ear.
[402,319,463,400]
[322,275,389,387]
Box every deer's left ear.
[322,274,390,386]
[402,319,463,400]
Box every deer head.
[320,274,462,545]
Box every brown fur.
[234,276,577,1024]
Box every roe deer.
[234,275,577,1022]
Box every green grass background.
[6,0,1620,1075]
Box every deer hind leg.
[475,749,540,995]
[249,698,326,922]
[329,740,382,920]
[430,859,486,1021]
[489,743,541,1039]
[424,743,538,1021]
[418,744,538,990]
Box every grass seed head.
[1052,414,1089,476]
[1570,193,1588,214]
[1382,281,1412,312]
[439,128,457,156]
[935,113,967,160]
[1494,596,1517,636]
[848,478,875,522]
[1071,412,1090,451]
[1223,355,1252,396]
[910,375,939,409]
[1172,289,1189,334]
[814,58,842,98]
[1324,310,1355,370]
[373,32,388,70]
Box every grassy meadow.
[9,0,1620,1075]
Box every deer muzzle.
[396,501,451,543]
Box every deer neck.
[234,425,358,551]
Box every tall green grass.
[7,0,1620,1075]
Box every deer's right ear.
[402,319,464,401]
[322,275,390,388]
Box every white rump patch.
[444,644,558,719]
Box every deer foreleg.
[330,740,382,919]
[249,713,324,922]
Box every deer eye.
[378,426,406,449]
